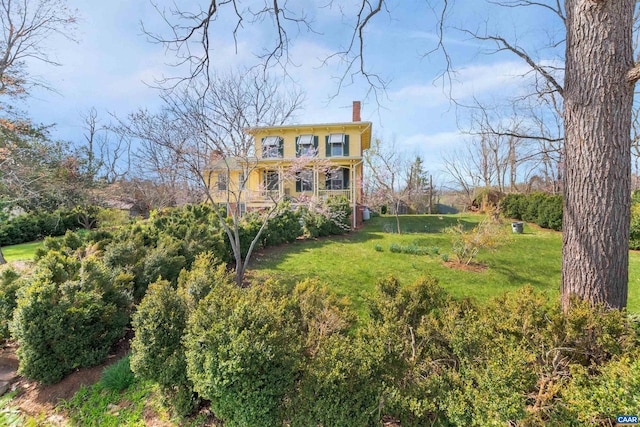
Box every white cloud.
[391,60,534,107]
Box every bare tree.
[364,138,414,233]
[120,69,305,285]
[442,143,483,208]
[0,0,77,96]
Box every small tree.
[118,69,334,286]
[364,138,413,233]
[445,211,507,265]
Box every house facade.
[207,102,372,228]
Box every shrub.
[522,192,547,223]
[184,280,302,427]
[445,214,507,265]
[500,193,525,219]
[300,196,352,238]
[96,208,130,229]
[0,268,22,341]
[12,254,131,384]
[289,280,381,427]
[374,244,383,252]
[365,276,456,425]
[130,279,197,417]
[177,252,232,309]
[293,279,355,355]
[289,334,384,427]
[140,236,186,298]
[537,195,563,231]
[553,355,640,425]
[500,192,564,232]
[260,202,303,247]
[389,243,402,253]
[630,203,640,250]
[0,207,98,246]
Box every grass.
[250,214,640,314]
[60,381,158,427]
[2,241,43,262]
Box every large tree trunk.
[562,0,634,310]
[0,246,6,265]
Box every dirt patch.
[443,260,488,273]
[6,333,131,420]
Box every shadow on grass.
[367,215,479,234]
[487,262,552,288]
[250,214,481,270]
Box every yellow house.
[207,101,372,228]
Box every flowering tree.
[119,69,314,285]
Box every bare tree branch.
[0,0,77,96]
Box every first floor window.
[265,171,279,191]
[327,170,343,190]
[296,170,313,192]
[326,168,349,190]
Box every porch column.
[351,163,356,229]
[278,165,284,199]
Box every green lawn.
[250,214,640,314]
[1,241,42,262]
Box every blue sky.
[21,0,563,181]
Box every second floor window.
[217,173,228,191]
[296,134,317,157]
[238,172,246,190]
[327,133,349,157]
[262,136,283,158]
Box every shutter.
[296,174,301,192]
[325,172,331,189]
[295,136,300,157]
[278,138,284,157]
[344,134,350,156]
[314,135,319,156]
[261,137,265,158]
[343,168,350,189]
[325,135,330,157]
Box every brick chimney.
[352,101,361,122]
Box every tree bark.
[0,246,6,265]
[562,0,634,310]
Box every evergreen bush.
[130,280,197,417]
[0,268,22,341]
[11,254,131,384]
[184,280,301,427]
